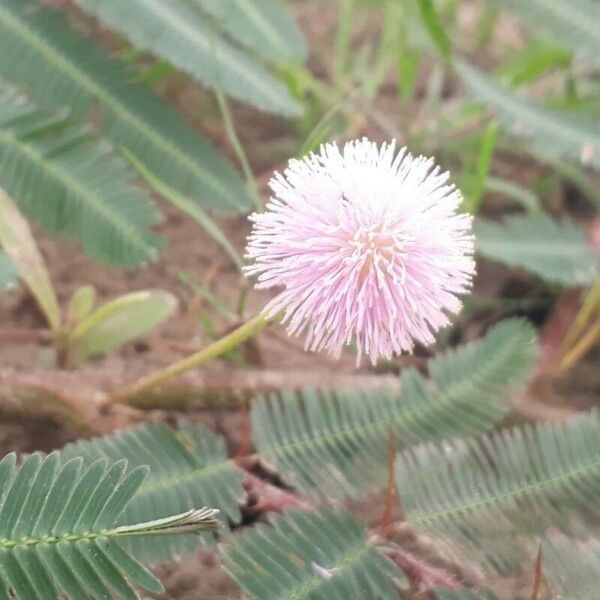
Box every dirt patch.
[150,550,242,600]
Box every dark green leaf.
[0,0,251,212]
[0,80,162,268]
[253,319,537,499]
[195,0,307,62]
[73,0,302,116]
[397,410,600,575]
[222,509,408,600]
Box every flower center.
[350,225,396,262]
[347,224,401,284]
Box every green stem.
[214,87,263,212]
[108,313,270,405]
[122,147,244,272]
[334,0,355,89]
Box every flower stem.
[214,86,263,212]
[108,313,270,405]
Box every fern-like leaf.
[252,319,537,500]
[221,508,408,600]
[59,422,245,561]
[396,410,600,575]
[544,535,600,599]
[196,0,308,62]
[493,0,600,64]
[0,452,218,599]
[0,80,162,267]
[475,214,599,286]
[0,0,250,212]
[72,0,302,116]
[457,61,600,170]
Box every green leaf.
[0,189,60,331]
[72,0,302,116]
[222,508,408,600]
[397,47,421,101]
[49,543,112,598]
[59,422,245,561]
[460,123,498,213]
[0,0,250,212]
[12,453,59,540]
[0,78,163,268]
[66,285,96,324]
[475,213,600,285]
[68,289,178,363]
[195,0,307,62]
[492,0,600,64]
[32,458,83,538]
[252,319,537,499]
[496,41,572,87]
[414,0,452,59]
[0,551,41,600]
[457,61,600,170]
[0,452,219,599]
[396,410,600,575]
[0,251,16,291]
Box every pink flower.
[244,139,475,365]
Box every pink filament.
[244,139,475,365]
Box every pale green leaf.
[493,0,600,64]
[0,189,60,331]
[66,285,96,324]
[457,61,600,170]
[475,213,600,285]
[68,290,177,362]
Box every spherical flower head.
[244,138,475,365]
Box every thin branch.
[376,522,486,589]
[381,546,462,590]
[530,545,544,600]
